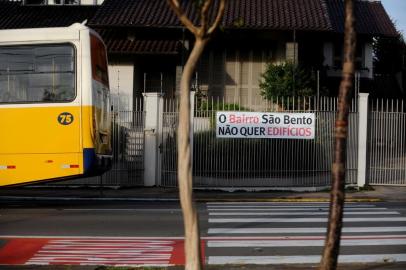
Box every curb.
[0,196,383,203]
[0,196,179,202]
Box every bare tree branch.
[199,0,213,35]
[207,0,226,36]
[319,0,356,269]
[167,0,199,35]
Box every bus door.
[90,34,112,158]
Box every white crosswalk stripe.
[208,226,406,234]
[206,202,406,265]
[209,211,400,215]
[208,238,406,247]
[208,254,406,265]
[207,207,389,211]
[209,217,406,222]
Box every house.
[0,0,399,111]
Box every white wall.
[108,63,134,111]
[80,0,96,4]
[46,0,103,5]
[364,42,373,79]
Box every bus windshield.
[0,44,75,104]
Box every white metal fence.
[368,99,406,186]
[160,96,359,187]
[44,93,406,188]
[50,98,145,187]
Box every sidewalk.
[0,185,405,202]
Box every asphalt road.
[1,200,406,268]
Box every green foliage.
[259,62,316,99]
[233,17,245,28]
[193,0,205,10]
[198,100,249,112]
[374,33,406,74]
[196,100,250,127]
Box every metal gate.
[49,98,145,187]
[160,96,358,188]
[160,98,179,186]
[368,99,406,185]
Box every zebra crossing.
[0,237,186,266]
[25,239,176,266]
[205,202,406,265]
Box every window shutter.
[225,49,237,86]
[240,50,250,86]
[252,50,263,87]
[286,42,298,65]
[240,87,249,106]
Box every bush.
[195,100,251,127]
[196,100,249,113]
[260,62,315,99]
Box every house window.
[197,48,271,107]
[333,43,364,70]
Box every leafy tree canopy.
[374,33,406,74]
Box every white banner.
[216,111,315,139]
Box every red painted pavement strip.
[169,240,205,265]
[0,238,205,266]
[0,238,49,264]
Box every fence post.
[357,93,369,187]
[143,92,164,186]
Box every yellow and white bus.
[0,23,112,186]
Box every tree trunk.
[319,1,356,269]
[177,37,208,270]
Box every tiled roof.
[223,0,331,30]
[88,0,397,36]
[89,0,332,31]
[326,0,398,36]
[0,0,97,29]
[0,0,398,37]
[89,0,183,28]
[97,30,183,54]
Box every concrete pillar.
[357,93,369,187]
[143,92,163,186]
